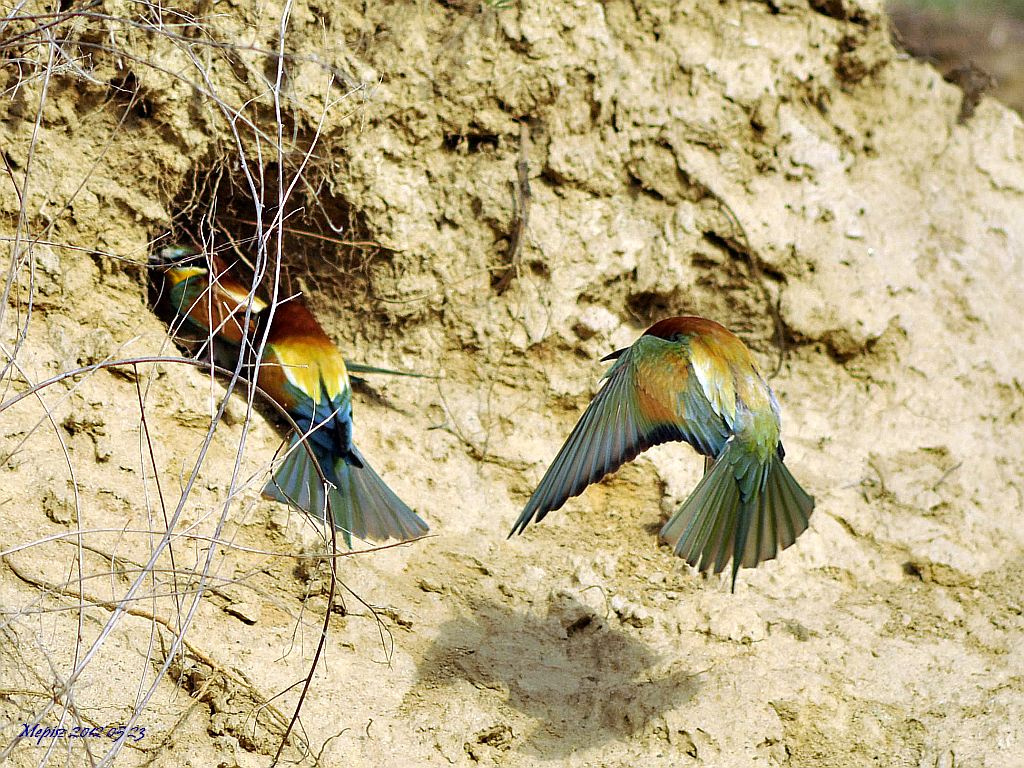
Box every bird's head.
[601,316,729,361]
[643,315,730,342]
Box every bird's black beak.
[601,347,627,362]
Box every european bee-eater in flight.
[509,316,814,589]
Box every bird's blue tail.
[263,437,428,547]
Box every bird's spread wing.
[509,335,731,536]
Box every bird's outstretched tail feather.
[263,438,428,548]
[331,445,429,545]
[263,435,334,534]
[660,440,813,591]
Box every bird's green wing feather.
[509,335,730,536]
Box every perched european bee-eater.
[157,245,266,354]
[509,316,814,589]
[256,298,429,546]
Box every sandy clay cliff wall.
[1,0,1023,766]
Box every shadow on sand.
[410,591,698,758]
